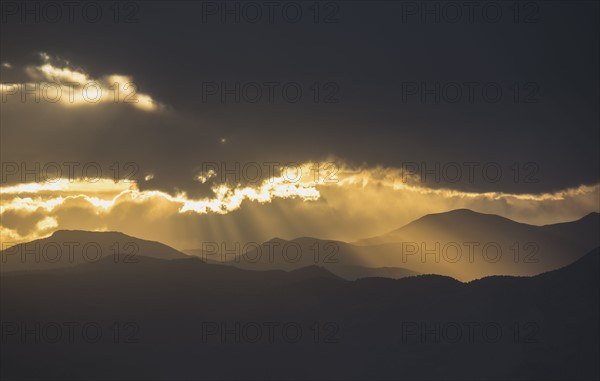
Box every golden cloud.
[1,162,598,247]
[1,53,160,111]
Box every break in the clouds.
[2,0,600,249]
[1,163,598,248]
[1,42,598,248]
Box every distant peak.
[51,229,84,237]
[574,212,600,223]
[51,229,124,236]
[263,237,288,244]
[438,209,486,216]
[449,208,476,213]
[291,236,323,242]
[418,209,505,222]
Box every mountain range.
[2,244,598,379]
[3,209,598,282]
[187,209,600,281]
[1,209,598,379]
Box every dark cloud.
[1,0,598,196]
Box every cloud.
[1,53,160,111]
[1,162,598,248]
[1,50,598,249]
[2,53,598,200]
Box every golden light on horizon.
[1,163,598,248]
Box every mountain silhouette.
[356,209,600,247]
[4,210,598,281]
[351,209,600,280]
[190,210,599,281]
[1,244,597,379]
[326,265,419,280]
[0,230,189,273]
[191,235,418,280]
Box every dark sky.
[1,0,599,196]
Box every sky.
[1,0,598,249]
